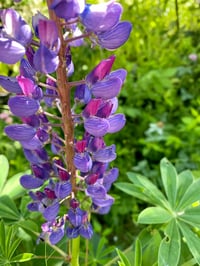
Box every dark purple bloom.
[92,194,114,208]
[93,144,116,163]
[0,75,22,93]
[84,117,110,137]
[68,208,85,227]
[86,185,106,198]
[4,124,36,141]
[98,21,132,50]
[8,96,40,117]
[74,84,91,104]
[74,152,92,173]
[55,181,72,199]
[20,136,42,150]
[43,202,60,221]
[41,218,65,244]
[79,222,93,239]
[50,0,85,20]
[66,227,79,239]
[81,2,122,32]
[20,174,44,189]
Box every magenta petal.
[5,124,36,141]
[84,117,109,137]
[93,144,116,163]
[20,174,44,189]
[91,77,122,100]
[86,55,115,85]
[107,114,126,133]
[43,202,60,221]
[8,96,40,117]
[98,21,132,50]
[0,38,25,64]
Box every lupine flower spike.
[0,0,132,245]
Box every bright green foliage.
[116,158,200,265]
[0,220,34,265]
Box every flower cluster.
[0,0,131,245]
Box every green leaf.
[178,205,200,229]
[125,172,169,208]
[0,196,20,221]
[177,179,200,210]
[0,155,9,193]
[138,207,172,224]
[134,238,142,266]
[158,219,181,266]
[10,253,35,262]
[1,171,28,199]
[160,158,178,208]
[116,248,131,266]
[176,170,194,207]
[0,221,5,254]
[18,220,39,234]
[178,221,200,264]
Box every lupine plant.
[0,0,132,264]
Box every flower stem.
[71,237,80,266]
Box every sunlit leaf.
[116,248,131,266]
[178,221,200,264]
[134,238,142,266]
[176,170,194,207]
[177,179,200,210]
[160,158,178,208]
[10,253,35,262]
[138,206,172,224]
[158,219,181,266]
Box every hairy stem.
[47,0,76,192]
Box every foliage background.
[1,0,200,264]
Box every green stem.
[71,237,80,266]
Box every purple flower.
[50,0,85,20]
[107,114,126,133]
[8,96,40,117]
[81,2,122,32]
[0,75,22,93]
[91,77,122,100]
[84,117,110,137]
[98,21,132,50]
[93,144,116,163]
[0,9,32,64]
[20,174,44,189]
[4,124,36,141]
[74,152,92,173]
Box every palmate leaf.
[160,158,178,209]
[10,253,35,263]
[116,248,131,266]
[178,221,200,265]
[138,206,172,224]
[178,205,200,229]
[176,170,194,207]
[134,238,142,266]
[124,172,169,208]
[158,219,181,266]
[0,196,20,221]
[176,178,200,210]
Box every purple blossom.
[81,1,122,32]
